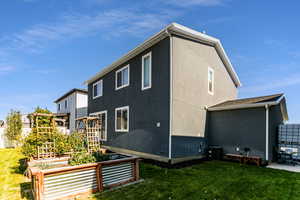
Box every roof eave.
[54,88,87,103]
[83,23,242,87]
[208,95,289,121]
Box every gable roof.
[84,23,241,87]
[208,93,288,121]
[54,88,87,103]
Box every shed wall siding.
[269,104,284,161]
[171,36,237,137]
[88,37,170,157]
[207,107,267,159]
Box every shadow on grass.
[20,182,33,200]
[12,158,28,175]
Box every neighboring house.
[21,114,32,136]
[0,120,5,148]
[54,88,88,132]
[84,23,288,164]
[0,115,32,148]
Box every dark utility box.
[207,146,223,160]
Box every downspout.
[265,104,269,161]
[166,29,173,160]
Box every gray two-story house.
[84,23,288,164]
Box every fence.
[0,128,5,148]
[30,155,139,200]
[278,124,300,160]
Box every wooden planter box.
[30,155,140,200]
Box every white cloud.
[0,66,15,73]
[241,73,300,93]
[0,9,176,54]
[165,0,226,7]
[289,51,300,58]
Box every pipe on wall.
[166,29,173,160]
[265,104,269,161]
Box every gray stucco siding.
[207,107,267,160]
[88,37,170,157]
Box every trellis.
[31,113,56,159]
[76,116,102,153]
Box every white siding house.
[54,89,88,132]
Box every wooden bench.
[225,154,262,166]
[243,156,261,166]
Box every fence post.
[96,163,103,192]
[135,159,140,181]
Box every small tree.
[5,110,22,147]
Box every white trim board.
[115,106,129,132]
[208,67,214,96]
[92,79,103,99]
[141,52,152,91]
[89,110,108,141]
[115,64,130,90]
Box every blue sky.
[0,0,300,122]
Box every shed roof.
[210,93,283,108]
[54,88,87,103]
[208,93,288,121]
[84,23,241,87]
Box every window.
[115,106,129,132]
[142,52,152,90]
[93,80,103,99]
[58,103,61,111]
[208,67,214,95]
[64,100,68,109]
[116,65,129,90]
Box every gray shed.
[207,94,289,162]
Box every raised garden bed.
[29,154,140,200]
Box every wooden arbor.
[30,113,56,159]
[76,116,103,153]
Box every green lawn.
[93,161,300,200]
[3,149,300,200]
[0,148,31,200]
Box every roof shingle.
[210,93,283,108]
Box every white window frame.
[90,110,107,141]
[93,79,103,99]
[208,67,214,95]
[115,106,129,132]
[64,100,68,109]
[142,52,152,90]
[115,65,130,90]
[58,103,61,111]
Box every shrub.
[5,110,22,147]
[68,152,96,166]
[68,132,86,152]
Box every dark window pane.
[209,82,212,92]
[117,110,122,130]
[122,109,128,130]
[117,71,122,88]
[93,84,98,97]
[143,56,150,88]
[98,82,102,96]
[123,68,129,85]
